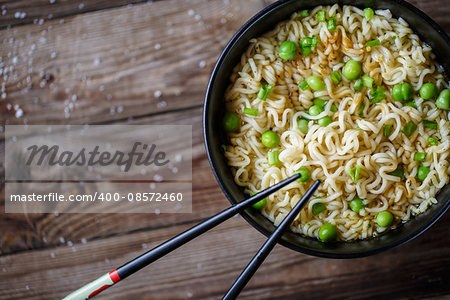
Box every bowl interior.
[204,0,450,258]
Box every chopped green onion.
[423,120,438,130]
[366,39,381,47]
[298,80,309,90]
[327,17,336,31]
[300,10,310,17]
[243,107,258,116]
[301,46,312,56]
[330,105,338,112]
[417,165,430,181]
[348,164,361,183]
[388,165,404,179]
[257,80,273,100]
[362,75,374,89]
[311,37,318,47]
[383,124,392,137]
[428,137,439,145]
[354,79,363,91]
[402,121,417,137]
[364,8,374,20]
[317,10,326,22]
[414,152,426,162]
[221,144,227,153]
[370,86,385,103]
[298,118,309,134]
[331,71,342,84]
[312,202,326,215]
[313,98,327,108]
[300,37,313,48]
[404,101,417,109]
[358,102,365,117]
[268,150,280,166]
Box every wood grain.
[0,0,148,29]
[0,212,448,299]
[0,0,265,125]
[0,106,221,254]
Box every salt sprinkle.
[67,241,73,247]
[188,9,195,16]
[194,14,201,21]
[154,90,162,98]
[154,43,161,50]
[149,183,156,190]
[141,243,148,249]
[155,208,161,215]
[93,58,101,65]
[49,0,56,3]
[187,292,193,298]
[175,154,182,162]
[50,252,56,258]
[25,285,30,290]
[79,3,85,9]
[59,237,65,243]
[154,174,163,182]
[50,52,57,59]
[220,18,227,24]
[199,60,206,68]
[81,238,87,244]
[15,108,23,118]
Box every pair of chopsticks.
[63,174,321,300]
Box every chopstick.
[223,179,321,299]
[63,173,302,300]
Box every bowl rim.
[203,0,450,258]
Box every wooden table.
[0,0,449,299]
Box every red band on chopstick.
[109,269,121,283]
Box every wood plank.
[0,0,266,125]
[0,0,147,29]
[0,106,227,254]
[0,212,448,299]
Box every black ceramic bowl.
[203,0,450,258]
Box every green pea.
[261,130,280,148]
[279,41,297,60]
[223,112,239,133]
[318,116,331,127]
[419,83,437,100]
[318,223,338,242]
[295,166,311,182]
[349,197,365,213]
[436,89,450,110]
[313,98,327,108]
[298,118,309,134]
[306,76,325,91]
[376,211,393,227]
[308,104,324,116]
[342,60,362,80]
[417,165,430,181]
[392,83,413,102]
[312,202,326,215]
